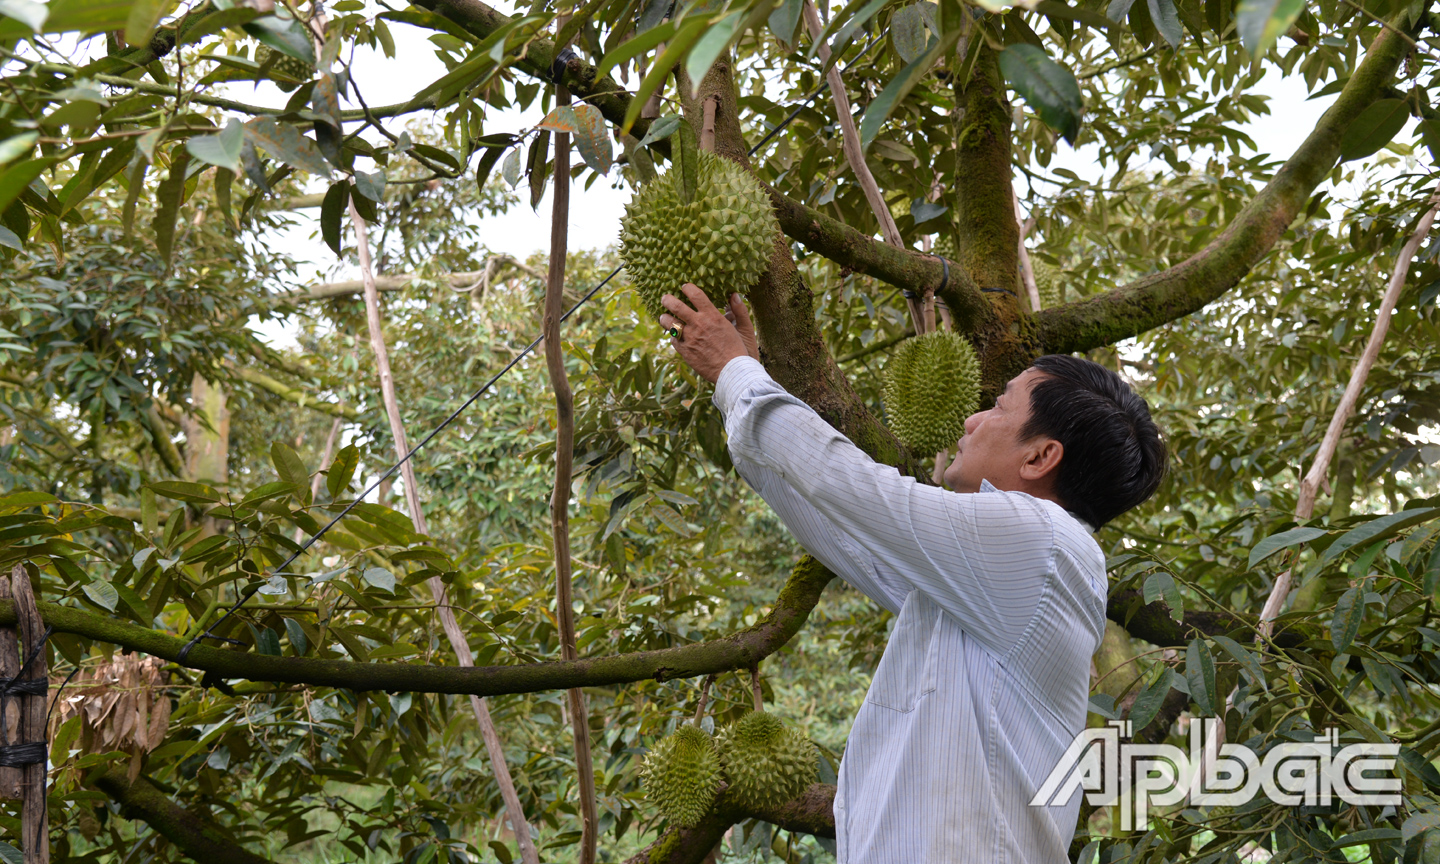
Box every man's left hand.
[659,284,751,384]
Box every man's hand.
[659,284,758,384]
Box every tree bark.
[12,566,45,864]
[94,769,274,864]
[0,557,834,696]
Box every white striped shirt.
[714,357,1108,863]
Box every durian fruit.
[618,149,778,319]
[1030,260,1063,309]
[255,47,313,91]
[715,711,818,811]
[932,229,958,261]
[881,330,981,457]
[639,724,722,827]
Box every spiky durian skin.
[618,150,778,319]
[881,330,981,457]
[640,725,722,827]
[715,712,817,812]
[1031,260,1062,309]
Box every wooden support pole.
[13,566,47,863]
[0,572,20,800]
[544,66,599,864]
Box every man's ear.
[1019,438,1063,484]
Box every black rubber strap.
[551,46,578,83]
[981,286,1017,297]
[0,742,44,768]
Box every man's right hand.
[724,294,760,362]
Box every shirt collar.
[976,479,1096,534]
[978,479,999,493]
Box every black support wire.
[176,50,872,670]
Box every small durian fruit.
[931,229,958,261]
[639,724,722,827]
[881,330,981,457]
[618,149,779,320]
[715,711,817,812]
[1030,260,1063,309]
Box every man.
[658,284,1166,863]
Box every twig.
[544,58,599,864]
[1257,194,1440,634]
[749,663,762,712]
[800,1,924,333]
[1015,190,1041,312]
[694,673,716,724]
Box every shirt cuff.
[712,355,771,417]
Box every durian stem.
[694,673,715,724]
[700,95,719,152]
[750,663,762,712]
[545,72,600,864]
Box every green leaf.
[1146,0,1183,46]
[638,114,681,149]
[243,14,316,65]
[1321,508,1440,565]
[1037,0,1116,29]
[147,481,220,503]
[768,0,803,46]
[571,104,612,176]
[1185,638,1216,715]
[1212,634,1267,690]
[1331,828,1402,848]
[1332,585,1364,654]
[501,146,522,188]
[1339,99,1411,162]
[255,626,282,656]
[320,180,348,256]
[353,168,385,202]
[1235,0,1304,59]
[0,157,61,218]
[891,3,929,62]
[998,44,1083,144]
[50,715,81,763]
[186,118,244,173]
[0,0,46,30]
[327,444,360,500]
[1248,526,1327,568]
[1128,666,1175,732]
[860,32,958,148]
[82,579,119,612]
[474,145,505,193]
[594,19,676,82]
[1143,572,1184,622]
[0,225,22,251]
[151,147,189,266]
[0,132,37,166]
[244,117,331,177]
[124,0,165,45]
[537,105,579,134]
[0,0,123,36]
[284,617,309,654]
[685,10,743,96]
[621,17,708,135]
[363,566,396,593]
[270,441,309,490]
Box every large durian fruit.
[618,149,778,319]
[715,711,818,811]
[1030,260,1064,309]
[639,724,722,827]
[881,330,981,457]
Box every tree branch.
[627,783,838,864]
[93,769,275,864]
[1036,21,1413,355]
[268,261,541,305]
[228,365,360,420]
[0,557,833,695]
[1106,588,1303,650]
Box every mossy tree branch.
[1036,22,1413,355]
[228,365,360,420]
[1,558,833,695]
[93,769,275,864]
[626,783,838,864]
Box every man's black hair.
[1020,355,1166,529]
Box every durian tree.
[6,0,1440,860]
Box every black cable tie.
[551,46,578,83]
[902,289,919,300]
[0,742,46,768]
[0,679,45,697]
[935,255,949,294]
[981,286,1017,297]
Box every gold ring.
[669,323,684,340]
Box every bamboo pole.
[544,66,599,864]
[347,202,541,864]
[0,572,19,800]
[13,566,46,863]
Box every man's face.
[943,368,1052,494]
